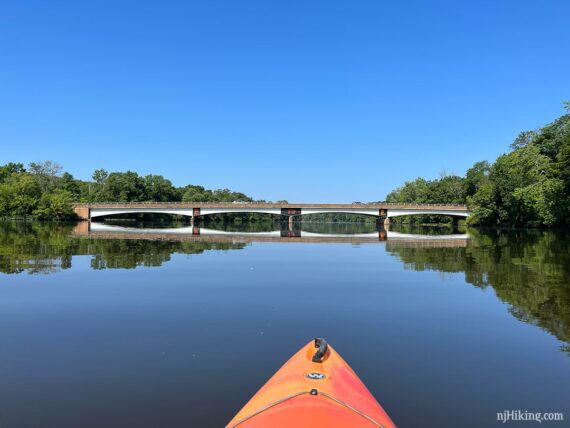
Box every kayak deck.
[227,338,396,428]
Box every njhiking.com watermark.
[497,410,564,424]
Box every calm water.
[1,221,569,427]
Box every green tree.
[28,160,63,193]
[61,172,81,199]
[181,185,211,202]
[529,114,570,161]
[89,168,109,202]
[143,174,178,202]
[454,105,568,227]
[558,137,570,184]
[432,174,465,204]
[92,168,108,185]
[466,181,496,225]
[0,173,40,218]
[0,163,25,182]
[33,189,75,220]
[386,178,432,203]
[464,161,490,198]
[510,131,537,150]
[491,144,556,225]
[96,171,146,202]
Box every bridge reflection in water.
[73,222,470,248]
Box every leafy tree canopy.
[386,104,570,228]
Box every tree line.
[1,104,568,226]
[385,104,570,227]
[0,163,254,220]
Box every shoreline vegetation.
[384,104,569,228]
[1,105,568,227]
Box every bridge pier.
[73,206,90,220]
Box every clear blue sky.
[1,0,568,202]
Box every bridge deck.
[73,202,469,210]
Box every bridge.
[73,202,472,225]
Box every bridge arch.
[297,208,379,217]
[89,208,194,219]
[386,209,470,218]
[198,208,282,217]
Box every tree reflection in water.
[385,228,570,352]
[1,221,568,353]
[0,222,246,274]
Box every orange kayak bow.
[227,338,396,427]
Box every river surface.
[0,221,569,427]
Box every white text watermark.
[497,410,564,423]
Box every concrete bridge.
[73,202,472,225]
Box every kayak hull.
[227,339,396,428]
